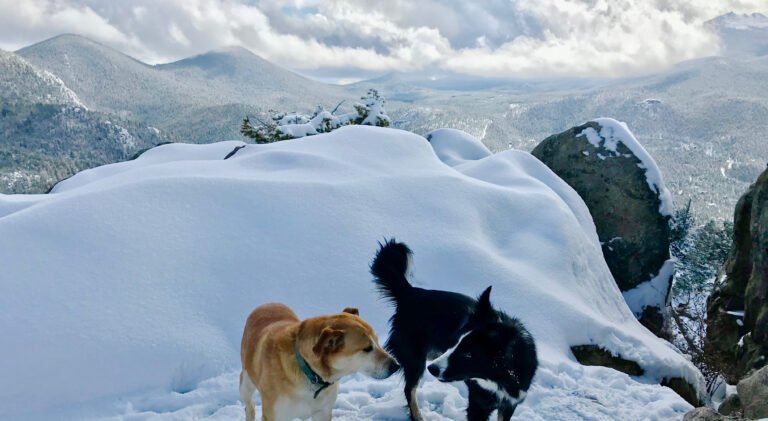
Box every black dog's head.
[427,286,537,400]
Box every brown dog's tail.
[370,238,414,303]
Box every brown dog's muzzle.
[373,348,400,379]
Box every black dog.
[370,239,537,421]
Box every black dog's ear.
[471,286,495,322]
[478,286,492,305]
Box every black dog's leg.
[402,356,426,421]
[497,402,517,421]
[386,333,427,421]
[466,380,498,421]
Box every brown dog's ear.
[342,307,359,316]
[313,327,345,356]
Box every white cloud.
[0,0,766,79]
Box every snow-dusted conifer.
[240,91,390,143]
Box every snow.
[623,259,676,316]
[37,67,86,108]
[277,122,318,138]
[577,118,673,217]
[102,364,693,421]
[360,96,389,127]
[49,141,247,193]
[276,109,360,139]
[425,128,492,166]
[0,126,700,420]
[0,49,84,107]
[269,97,385,140]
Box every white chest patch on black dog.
[472,378,527,405]
[429,330,472,377]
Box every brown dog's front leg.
[311,406,333,421]
[259,393,276,421]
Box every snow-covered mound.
[0,126,700,420]
[426,128,492,166]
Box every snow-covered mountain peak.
[156,44,279,77]
[19,33,148,67]
[706,12,768,57]
[710,12,768,30]
[13,33,345,128]
[0,48,83,106]
[209,44,258,56]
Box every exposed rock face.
[717,393,742,416]
[737,365,768,419]
[683,407,723,421]
[532,119,672,334]
[571,345,644,376]
[571,345,702,406]
[661,377,702,407]
[706,167,768,383]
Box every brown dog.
[240,303,399,421]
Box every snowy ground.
[1,125,699,420]
[99,365,691,421]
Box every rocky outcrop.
[661,377,702,407]
[571,345,644,376]
[737,365,768,419]
[706,167,768,383]
[532,118,673,335]
[571,345,702,406]
[718,393,742,416]
[683,407,723,421]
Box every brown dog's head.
[301,307,399,381]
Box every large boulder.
[683,406,725,421]
[717,393,742,417]
[683,407,723,421]
[737,365,768,419]
[532,118,673,335]
[706,167,768,383]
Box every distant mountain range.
[1,34,348,192]
[707,12,768,57]
[0,49,170,192]
[17,34,346,143]
[2,14,767,222]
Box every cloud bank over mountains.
[0,0,766,79]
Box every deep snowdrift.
[0,126,699,419]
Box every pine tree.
[668,200,733,387]
[240,116,273,144]
[669,199,694,261]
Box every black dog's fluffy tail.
[370,238,414,301]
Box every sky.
[0,0,766,83]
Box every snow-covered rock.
[531,119,674,336]
[0,126,700,419]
